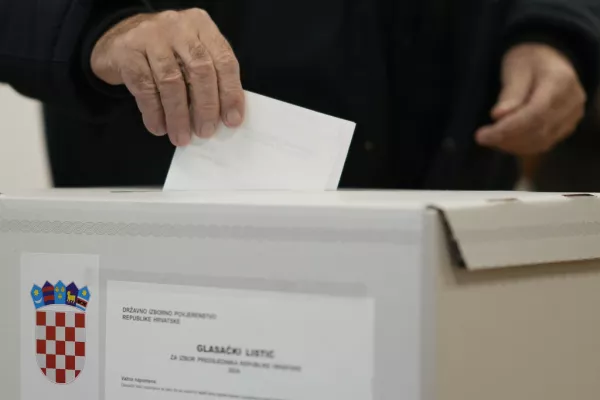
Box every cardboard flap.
[431,194,600,270]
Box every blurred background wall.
[0,85,51,191]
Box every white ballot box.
[1,190,600,400]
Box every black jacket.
[0,0,105,116]
[3,0,600,189]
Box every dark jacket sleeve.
[0,0,148,121]
[0,0,98,117]
[503,0,600,100]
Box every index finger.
[121,53,167,137]
[196,14,245,127]
[147,42,192,147]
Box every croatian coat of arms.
[30,280,90,384]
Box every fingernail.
[175,134,191,147]
[177,134,191,147]
[200,123,216,138]
[226,109,242,126]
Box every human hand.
[476,43,586,155]
[91,9,245,146]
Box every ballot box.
[1,190,600,400]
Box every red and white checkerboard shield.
[35,309,86,384]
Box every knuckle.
[136,79,157,95]
[158,10,180,22]
[117,31,138,49]
[157,68,184,86]
[136,20,155,33]
[186,58,215,79]
[214,52,240,74]
[125,69,156,95]
[188,42,210,62]
[186,7,209,20]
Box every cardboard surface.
[1,189,599,400]
[429,211,600,400]
[1,190,426,400]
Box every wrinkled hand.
[476,43,586,155]
[91,9,245,147]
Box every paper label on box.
[105,281,374,400]
[20,253,100,400]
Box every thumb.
[492,61,534,120]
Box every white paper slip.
[163,91,356,191]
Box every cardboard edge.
[426,206,466,269]
[429,193,600,271]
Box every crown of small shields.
[31,281,91,311]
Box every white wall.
[0,85,51,191]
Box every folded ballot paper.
[163,91,356,191]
